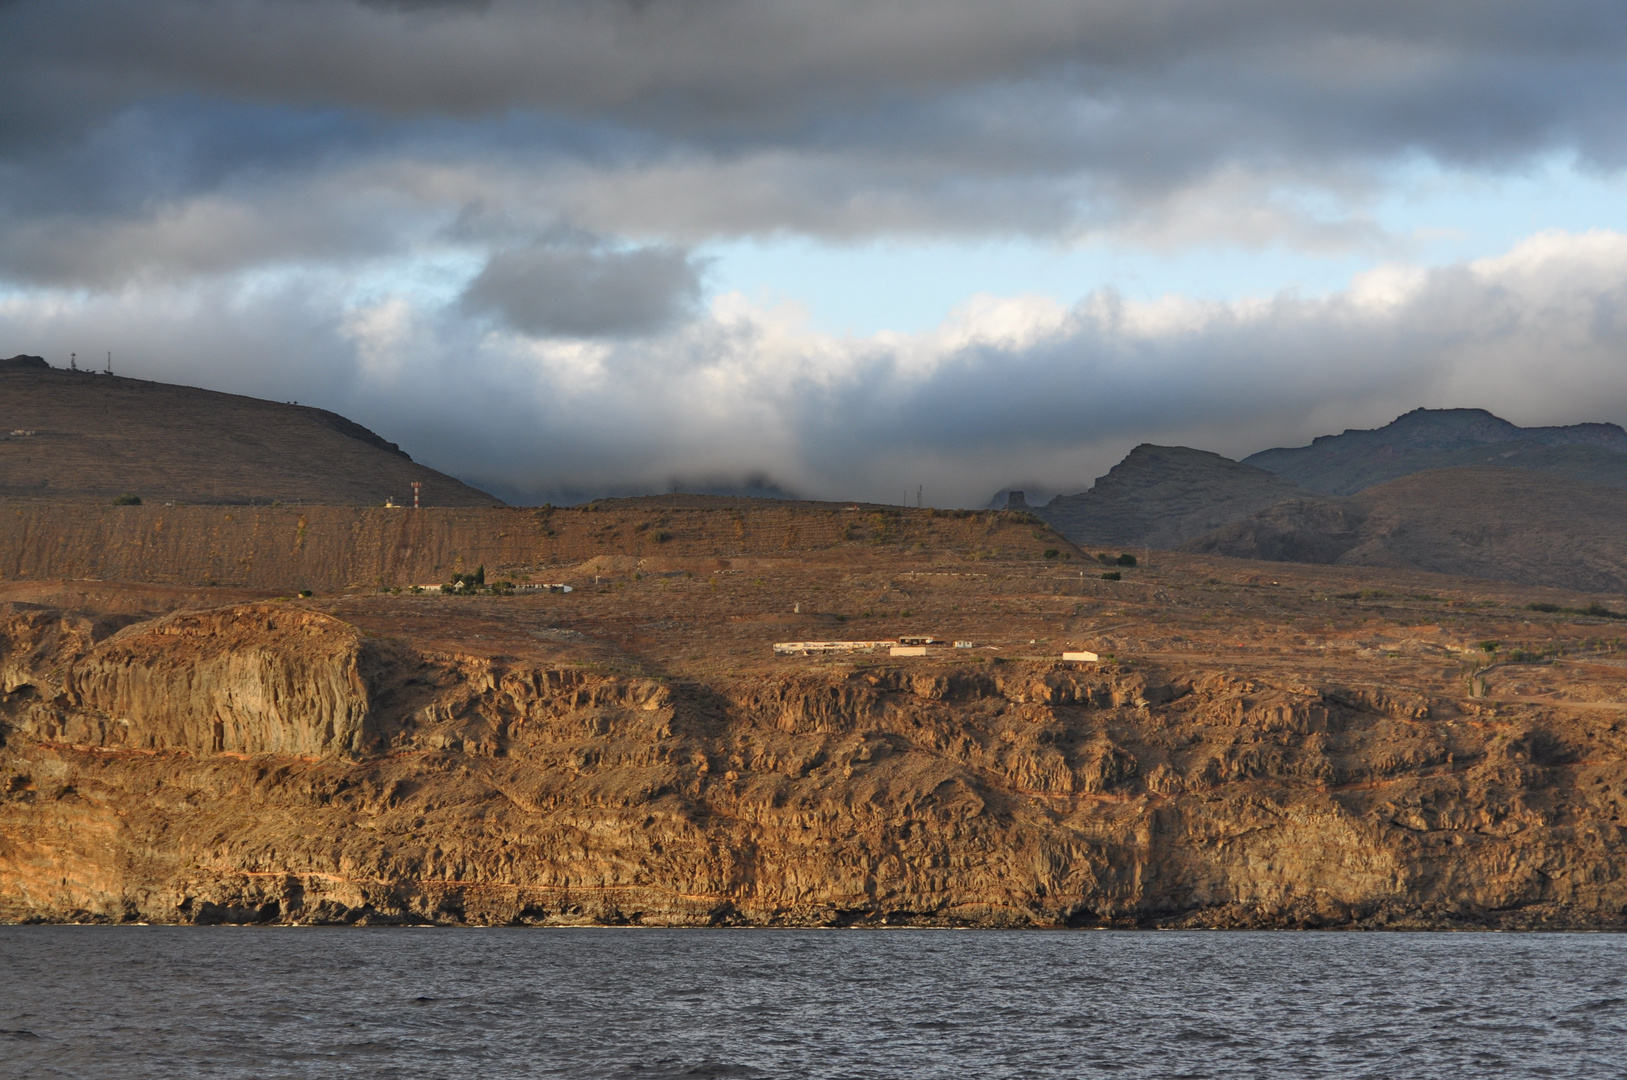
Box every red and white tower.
[412,482,422,509]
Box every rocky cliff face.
[0,499,1066,594]
[3,600,1624,928]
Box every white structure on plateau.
[1062,650,1100,662]
[515,583,573,593]
[774,637,945,657]
[773,640,894,656]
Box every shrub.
[444,566,487,594]
[112,493,141,506]
[1116,553,1137,566]
[1097,553,1116,564]
[1043,548,1060,560]
[655,530,673,543]
[1478,640,1500,654]
[1101,571,1121,581]
[1524,601,1627,620]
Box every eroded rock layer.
[3,601,1623,928]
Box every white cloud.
[6,228,1627,505]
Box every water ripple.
[2,928,1625,1079]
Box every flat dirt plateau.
[4,498,1627,929]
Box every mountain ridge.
[1023,407,1627,591]
[1244,407,1627,495]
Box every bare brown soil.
[5,505,1627,928]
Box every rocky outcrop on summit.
[4,600,1626,930]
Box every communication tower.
[412,481,422,509]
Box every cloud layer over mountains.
[2,1,1626,503]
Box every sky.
[3,1,1627,506]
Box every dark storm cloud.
[3,1,1627,239]
[461,239,704,338]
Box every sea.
[2,927,1624,1079]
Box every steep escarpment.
[4,600,1624,928]
[0,499,1070,593]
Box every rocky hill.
[0,354,500,507]
[1244,407,1627,495]
[1035,445,1306,549]
[1182,467,1627,593]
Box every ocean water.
[2,927,1624,1079]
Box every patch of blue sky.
[700,155,1627,336]
[1374,153,1627,262]
[348,250,487,309]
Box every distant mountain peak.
[1247,408,1627,495]
[1033,443,1304,548]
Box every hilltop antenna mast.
[412,481,422,510]
[105,351,111,374]
[917,485,922,509]
[69,352,76,371]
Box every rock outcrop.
[4,601,1624,929]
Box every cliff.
[4,598,1624,929]
[0,499,1067,593]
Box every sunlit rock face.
[3,600,1624,930]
